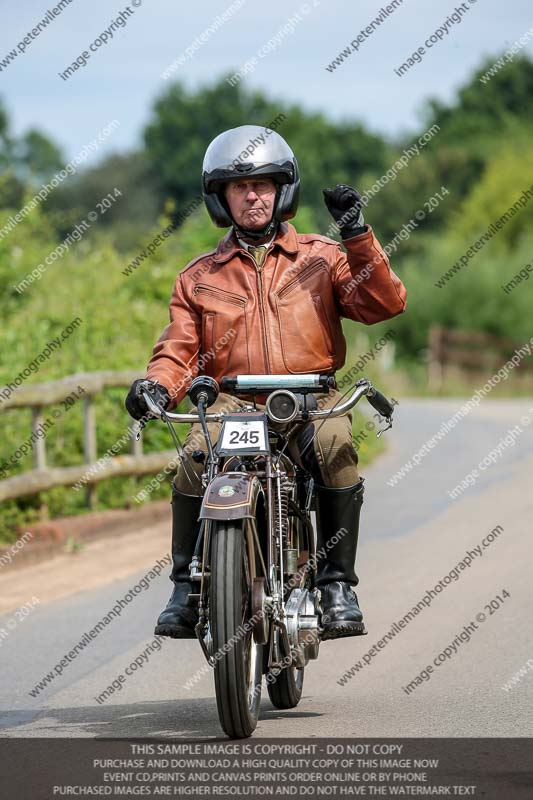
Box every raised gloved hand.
[323,184,366,239]
[125,379,170,421]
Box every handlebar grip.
[367,389,394,419]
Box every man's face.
[224,177,277,230]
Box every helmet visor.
[204,160,295,193]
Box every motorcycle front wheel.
[266,626,304,709]
[210,519,263,738]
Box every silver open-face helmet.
[202,125,300,238]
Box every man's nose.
[246,188,259,201]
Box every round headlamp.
[265,390,299,424]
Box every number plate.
[217,415,268,455]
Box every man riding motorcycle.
[125,125,407,641]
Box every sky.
[1,0,532,167]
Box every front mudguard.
[199,472,264,520]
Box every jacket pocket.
[275,292,336,374]
[202,312,215,357]
[194,285,250,374]
[277,258,328,299]
[193,284,247,307]
[275,260,339,373]
[311,293,335,352]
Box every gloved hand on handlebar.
[125,379,171,421]
[323,184,366,239]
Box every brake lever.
[135,402,169,441]
[376,418,393,438]
[135,418,146,441]
[135,383,158,440]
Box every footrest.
[186,593,201,607]
[320,622,367,641]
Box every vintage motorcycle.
[141,373,394,738]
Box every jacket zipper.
[243,249,273,373]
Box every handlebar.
[140,375,394,425]
[366,387,395,419]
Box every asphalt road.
[1,398,532,739]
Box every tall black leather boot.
[315,479,366,640]
[154,485,202,639]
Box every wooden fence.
[428,326,533,390]
[0,371,176,508]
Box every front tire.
[266,628,304,709]
[210,520,263,738]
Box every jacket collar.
[213,222,299,264]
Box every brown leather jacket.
[146,222,406,406]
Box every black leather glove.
[125,379,170,421]
[323,184,366,239]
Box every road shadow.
[0,697,323,738]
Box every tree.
[424,55,533,142]
[14,129,64,183]
[359,55,533,244]
[143,75,389,229]
[47,151,162,249]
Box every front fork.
[191,463,319,671]
[265,468,320,671]
[192,448,219,660]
